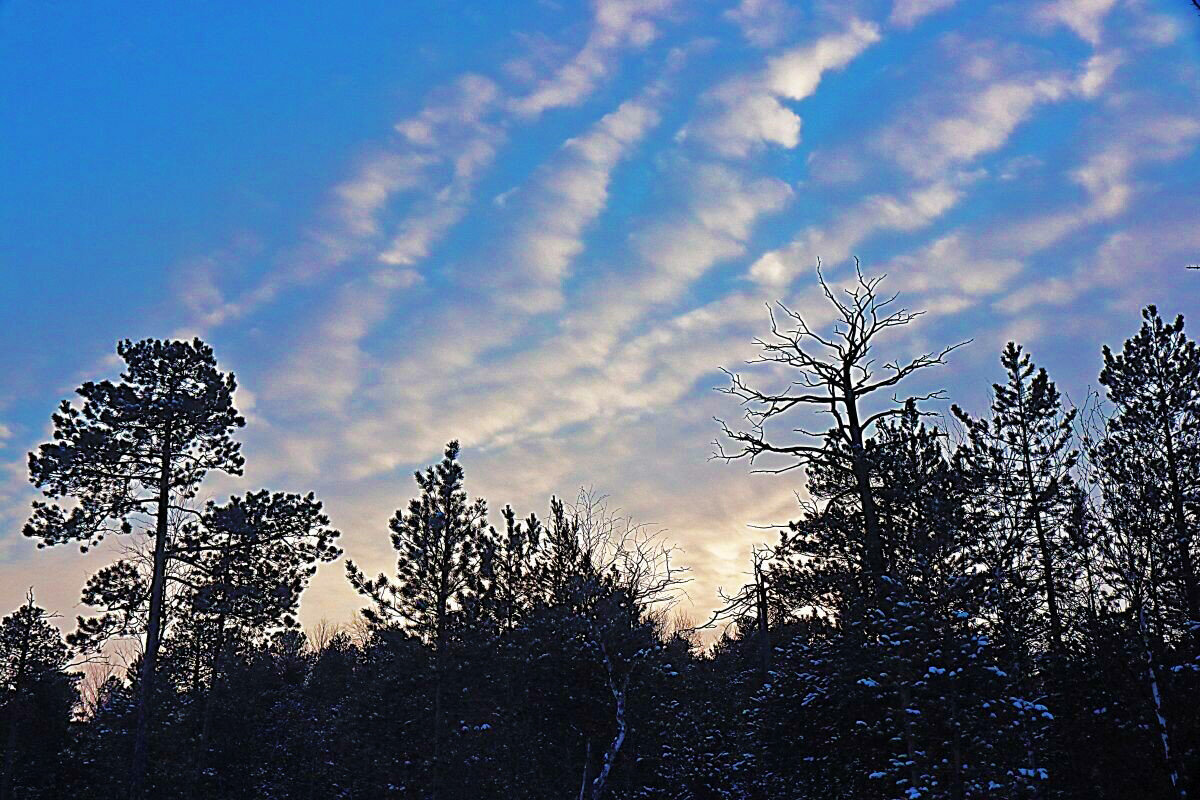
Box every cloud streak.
[680,19,881,158]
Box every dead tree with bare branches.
[716,262,966,597]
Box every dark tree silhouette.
[953,343,1078,660]
[345,440,490,798]
[0,592,71,800]
[1100,306,1200,645]
[24,338,244,799]
[173,490,341,791]
[12,282,1200,799]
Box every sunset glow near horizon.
[2,0,1199,636]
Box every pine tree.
[1090,392,1198,796]
[345,440,490,797]
[953,342,1078,662]
[174,490,341,791]
[1098,306,1200,645]
[749,407,1048,799]
[475,504,542,634]
[0,593,73,800]
[24,337,244,799]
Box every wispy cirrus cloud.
[173,73,502,336]
[490,78,669,312]
[748,180,966,288]
[175,0,685,339]
[993,112,1200,314]
[1034,0,1119,45]
[876,70,1088,181]
[748,24,1125,293]
[723,0,800,48]
[511,0,678,117]
[890,0,959,29]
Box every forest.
[1,269,1198,800]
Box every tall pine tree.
[1098,306,1200,645]
[346,440,490,797]
[24,337,244,799]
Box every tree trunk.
[432,585,448,800]
[1162,427,1199,644]
[755,562,771,678]
[1016,390,1065,658]
[590,678,627,799]
[1139,605,1186,799]
[190,612,229,798]
[129,420,172,800]
[577,740,591,800]
[844,369,884,592]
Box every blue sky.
[2,0,1199,629]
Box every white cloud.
[333,153,431,238]
[492,87,665,311]
[1130,9,1182,46]
[882,232,1025,312]
[0,456,34,561]
[996,217,1200,315]
[752,49,1107,292]
[684,82,804,158]
[331,75,502,245]
[749,180,965,288]
[680,19,881,158]
[393,74,500,147]
[996,112,1200,268]
[871,111,1200,318]
[252,69,682,474]
[173,73,504,338]
[1077,50,1123,98]
[1035,0,1119,46]
[307,161,791,486]
[890,0,958,29]
[724,0,799,48]
[880,77,1072,179]
[265,268,420,416]
[101,1,1200,642]
[564,163,793,344]
[766,20,882,100]
[511,0,677,117]
[176,0,685,338]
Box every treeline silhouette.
[2,269,1198,799]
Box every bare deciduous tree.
[716,261,966,592]
[566,490,688,800]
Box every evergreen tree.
[953,343,1078,661]
[1098,306,1200,644]
[16,286,1200,800]
[0,593,74,800]
[345,440,490,797]
[1090,384,1199,796]
[173,490,341,792]
[24,337,244,799]
[746,407,1047,799]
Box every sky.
[2,0,1199,635]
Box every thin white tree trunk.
[1140,605,1186,799]
[590,640,630,800]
